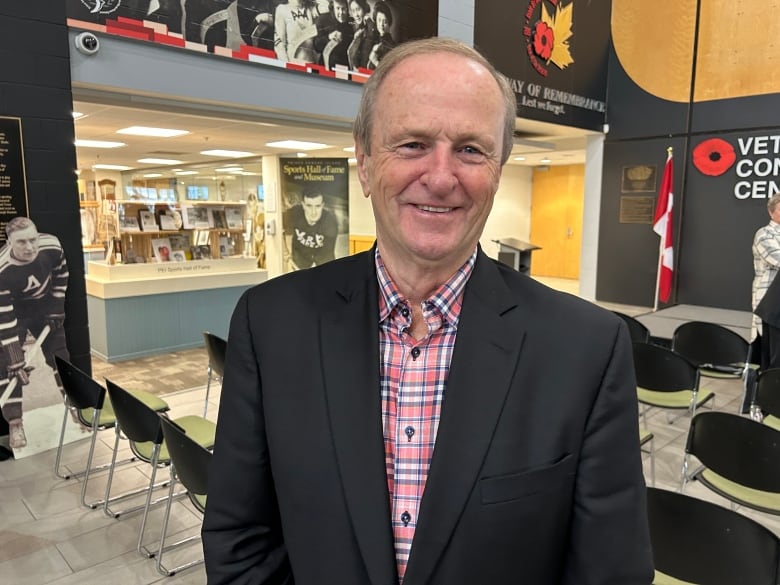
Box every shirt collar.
[375,248,477,328]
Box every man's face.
[770,203,780,224]
[303,195,325,225]
[356,52,504,274]
[9,226,40,263]
[375,11,388,35]
[333,1,348,22]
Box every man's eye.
[461,145,483,155]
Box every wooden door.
[529,165,584,279]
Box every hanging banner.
[279,157,349,272]
[474,0,611,131]
[66,0,438,83]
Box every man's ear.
[355,143,371,198]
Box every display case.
[110,200,249,263]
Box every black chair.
[681,411,780,516]
[750,367,780,430]
[103,379,216,558]
[633,342,712,425]
[202,331,226,418]
[54,355,169,508]
[157,415,213,576]
[612,311,650,343]
[672,321,751,379]
[648,487,780,585]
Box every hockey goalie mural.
[0,117,72,459]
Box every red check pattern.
[376,249,475,582]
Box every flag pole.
[653,146,673,313]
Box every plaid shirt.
[753,220,780,338]
[376,249,476,582]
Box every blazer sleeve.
[202,290,293,585]
[561,321,654,584]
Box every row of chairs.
[53,330,227,577]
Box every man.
[752,193,780,368]
[0,217,69,449]
[203,38,653,584]
[283,188,339,269]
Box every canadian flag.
[653,150,674,303]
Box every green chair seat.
[653,570,696,585]
[132,415,216,461]
[764,414,780,432]
[698,468,780,513]
[638,387,714,409]
[190,492,207,513]
[639,428,653,445]
[80,388,168,427]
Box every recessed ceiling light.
[265,140,328,150]
[175,170,199,175]
[215,167,242,172]
[137,158,183,165]
[93,164,133,171]
[72,112,84,119]
[200,149,255,158]
[513,156,526,161]
[116,126,190,138]
[75,139,126,148]
[540,157,551,164]
[348,158,357,164]
[296,152,308,158]
[143,173,163,178]
[343,146,355,152]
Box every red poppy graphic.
[533,21,554,61]
[692,138,736,176]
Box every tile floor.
[1,277,774,584]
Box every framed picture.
[181,205,210,229]
[226,207,244,229]
[138,209,158,231]
[210,208,228,229]
[621,165,657,192]
[199,244,212,259]
[169,233,190,251]
[171,250,187,262]
[119,215,141,232]
[151,237,173,262]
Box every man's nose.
[420,146,458,194]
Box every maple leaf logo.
[540,1,574,69]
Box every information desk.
[86,258,267,362]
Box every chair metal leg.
[54,399,71,480]
[81,411,107,509]
[203,367,212,419]
[156,467,204,576]
[648,436,656,487]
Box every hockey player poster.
[280,157,349,273]
[0,118,74,457]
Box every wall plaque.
[619,195,655,224]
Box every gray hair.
[768,194,780,213]
[353,37,517,165]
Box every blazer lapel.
[403,253,526,585]
[321,252,398,585]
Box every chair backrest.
[672,321,749,368]
[202,331,227,378]
[159,415,211,496]
[687,411,780,493]
[647,486,780,585]
[55,355,106,411]
[105,379,163,445]
[613,311,650,343]
[632,342,699,392]
[755,368,780,418]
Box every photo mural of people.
[280,158,349,272]
[0,217,70,454]
[67,0,437,74]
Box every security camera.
[74,32,100,56]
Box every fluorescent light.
[143,173,163,178]
[116,126,190,138]
[175,170,199,175]
[72,112,84,119]
[93,164,133,171]
[540,157,551,164]
[75,139,126,148]
[265,140,328,150]
[348,158,357,164]
[200,149,255,158]
[137,158,183,165]
[296,152,308,158]
[343,146,355,152]
[513,156,526,161]
[215,167,241,172]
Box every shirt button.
[401,307,410,318]
[401,511,411,526]
[405,425,415,441]
[411,347,420,359]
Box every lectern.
[492,238,541,274]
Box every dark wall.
[0,3,91,373]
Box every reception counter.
[86,258,267,362]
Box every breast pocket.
[480,453,576,505]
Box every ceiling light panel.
[137,158,184,165]
[116,126,190,137]
[265,140,328,150]
[200,149,255,158]
[93,164,133,170]
[75,139,126,148]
